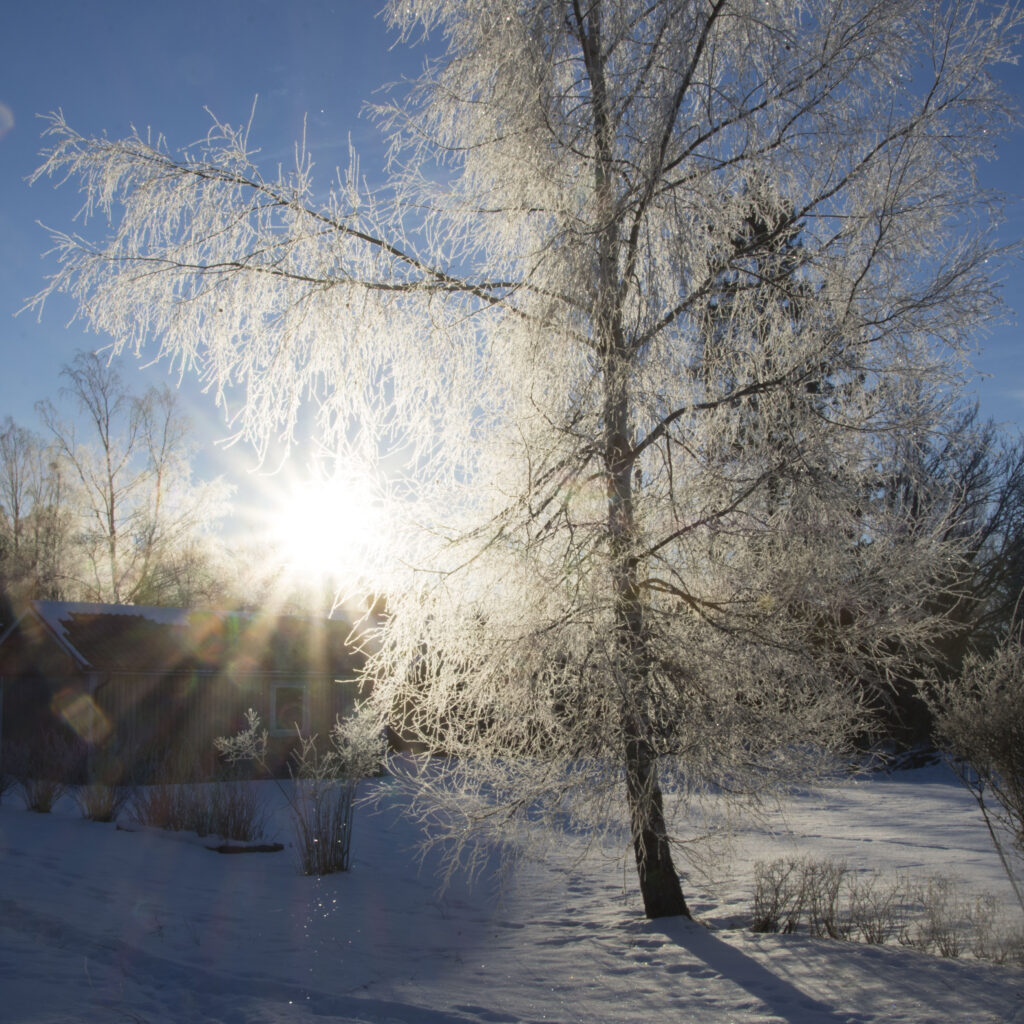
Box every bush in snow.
[0,761,13,806]
[802,859,851,940]
[930,629,1024,914]
[750,858,806,934]
[204,779,269,842]
[751,858,852,939]
[74,781,131,823]
[71,746,133,822]
[750,858,1024,964]
[969,893,1024,964]
[5,732,83,812]
[128,746,268,840]
[845,870,911,945]
[129,776,267,841]
[216,707,383,875]
[906,875,973,958]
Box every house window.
[270,683,308,735]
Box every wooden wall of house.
[0,620,79,746]
[1,672,79,748]
[2,660,362,782]
[1,615,85,770]
[92,671,362,780]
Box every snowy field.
[1,765,1022,1024]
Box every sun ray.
[259,463,392,605]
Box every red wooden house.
[0,600,372,779]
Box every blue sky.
[1,0,416,492]
[1,1,1022,502]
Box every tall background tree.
[0,417,73,602]
[31,0,1021,917]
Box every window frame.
[269,681,309,736]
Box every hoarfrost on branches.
[29,0,1022,917]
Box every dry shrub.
[803,859,850,939]
[129,779,266,841]
[970,893,1024,964]
[290,770,359,876]
[72,746,134,822]
[751,858,851,937]
[5,733,84,812]
[751,858,806,933]
[125,741,266,842]
[750,859,1022,964]
[17,775,66,814]
[204,780,268,842]
[846,870,909,945]
[902,875,980,959]
[74,781,131,823]
[128,780,190,830]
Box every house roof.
[0,600,370,677]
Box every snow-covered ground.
[1,765,1022,1023]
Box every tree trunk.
[605,358,690,919]
[626,733,691,919]
[585,0,689,920]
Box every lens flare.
[51,689,111,745]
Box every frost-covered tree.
[30,1,1021,917]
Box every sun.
[267,468,390,587]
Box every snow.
[35,599,202,629]
[1,766,1022,1024]
[18,601,233,669]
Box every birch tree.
[0,418,72,600]
[30,0,1020,917]
[37,352,228,605]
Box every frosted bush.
[751,858,806,934]
[846,870,908,945]
[750,860,1020,963]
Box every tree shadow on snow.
[648,918,872,1024]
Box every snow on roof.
[29,601,249,670]
[11,600,361,675]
